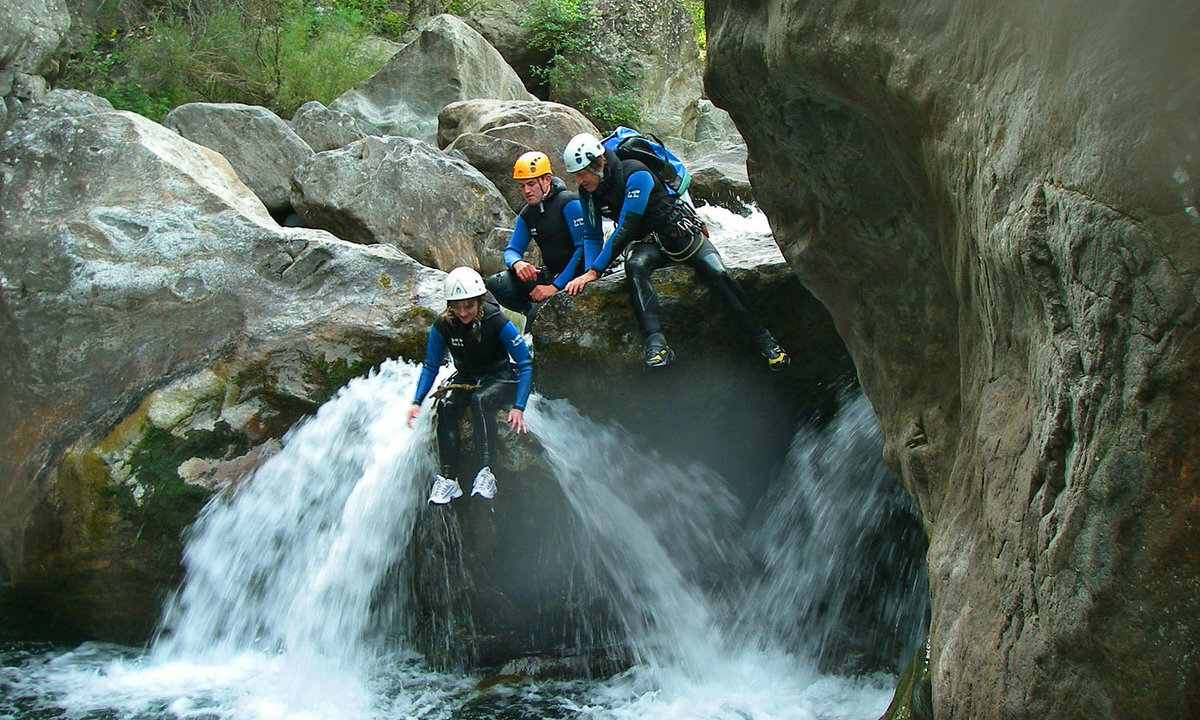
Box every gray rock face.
[163,102,314,214]
[291,100,383,153]
[330,14,533,144]
[0,0,70,126]
[461,0,547,93]
[706,0,1200,717]
[694,99,743,146]
[290,135,511,274]
[0,90,442,640]
[670,138,753,216]
[556,0,703,139]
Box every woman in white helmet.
[406,267,532,504]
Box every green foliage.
[520,0,642,131]
[57,29,194,121]
[682,0,705,51]
[522,0,589,57]
[57,0,405,121]
[579,93,641,131]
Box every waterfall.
[154,361,440,668]
[525,398,748,685]
[733,390,929,673]
[1,333,921,718]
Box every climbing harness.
[655,200,708,261]
[431,381,482,399]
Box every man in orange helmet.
[485,151,588,333]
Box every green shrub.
[683,0,705,51]
[520,0,642,131]
[57,0,399,121]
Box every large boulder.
[162,102,315,215]
[438,99,598,212]
[461,0,546,94]
[706,0,1200,717]
[0,0,70,127]
[290,135,511,275]
[555,0,703,139]
[0,90,442,640]
[329,14,533,144]
[290,100,383,153]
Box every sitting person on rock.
[560,132,790,370]
[485,150,588,335]
[407,267,532,504]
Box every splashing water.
[732,391,929,674]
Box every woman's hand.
[507,408,528,433]
[406,403,421,427]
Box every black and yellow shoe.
[756,333,791,371]
[644,344,676,368]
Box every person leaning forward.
[484,151,588,334]
[407,267,532,505]
[561,133,791,371]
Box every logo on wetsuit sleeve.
[450,338,464,348]
[626,188,642,200]
[572,217,584,228]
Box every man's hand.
[565,269,599,295]
[513,260,539,282]
[406,403,421,427]
[530,284,558,302]
[507,408,528,433]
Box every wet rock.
[707,0,1200,716]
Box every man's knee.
[625,248,659,278]
[692,250,729,280]
[485,270,511,295]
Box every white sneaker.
[471,466,497,499]
[428,475,462,504]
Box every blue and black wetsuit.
[486,176,587,315]
[412,301,532,478]
[580,147,768,352]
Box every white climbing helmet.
[563,132,605,173]
[443,267,487,302]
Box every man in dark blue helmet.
[562,132,790,370]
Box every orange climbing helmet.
[513,151,552,179]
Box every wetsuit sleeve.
[503,216,532,269]
[552,198,588,289]
[589,169,655,273]
[580,193,605,271]
[411,327,447,404]
[499,321,533,410]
